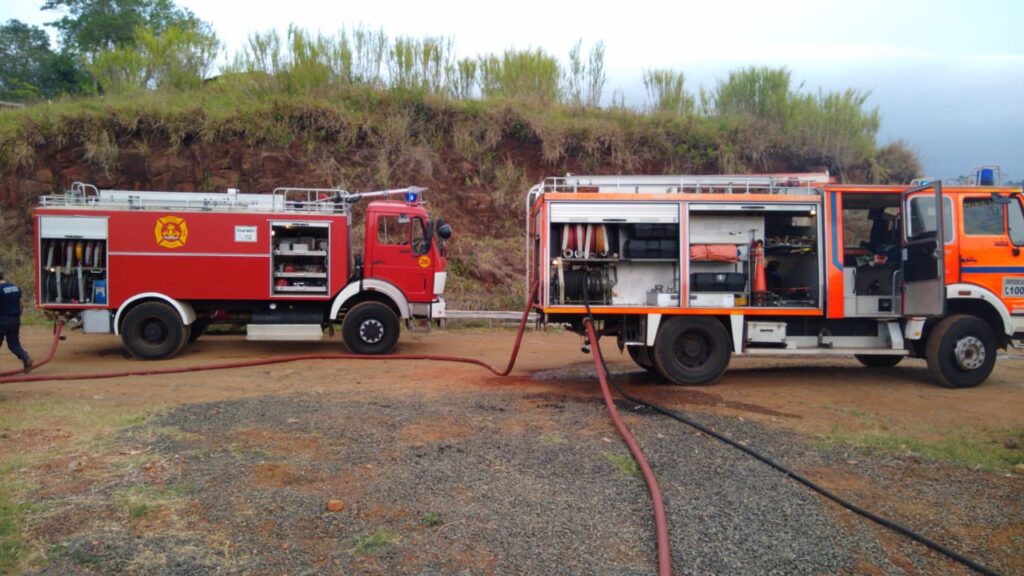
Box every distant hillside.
[0,81,920,310]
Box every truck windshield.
[1010,196,1024,246]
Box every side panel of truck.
[37,210,350,309]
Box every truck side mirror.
[436,218,452,240]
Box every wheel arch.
[330,280,409,321]
[114,293,196,335]
[945,284,1012,347]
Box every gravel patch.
[35,385,1018,575]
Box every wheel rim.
[675,331,711,368]
[953,336,985,371]
[141,319,168,344]
[359,318,385,344]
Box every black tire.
[188,319,209,343]
[121,301,189,360]
[854,354,903,368]
[651,317,731,386]
[627,346,657,372]
[342,301,400,355]
[925,314,996,388]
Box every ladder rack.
[534,172,830,197]
[38,183,426,214]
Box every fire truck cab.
[527,172,1024,388]
[34,183,450,359]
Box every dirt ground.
[1,325,1023,575]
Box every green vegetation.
[603,452,641,478]
[0,490,28,575]
[350,528,398,554]
[115,483,195,520]
[818,426,1024,473]
[420,511,442,527]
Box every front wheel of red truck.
[342,301,399,355]
[120,301,190,360]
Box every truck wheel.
[627,346,657,372]
[854,354,903,368]
[121,301,189,360]
[342,301,399,355]
[652,317,731,385]
[925,314,996,388]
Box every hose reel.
[553,264,616,305]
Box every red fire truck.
[34,183,450,359]
[527,172,1024,388]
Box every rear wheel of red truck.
[652,317,731,386]
[925,314,996,388]
[121,301,190,360]
[342,301,399,355]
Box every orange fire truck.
[527,172,1024,387]
[34,183,450,358]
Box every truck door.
[902,182,949,316]
[958,193,1024,305]
[366,211,432,302]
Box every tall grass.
[643,69,694,115]
[478,48,561,103]
[714,66,792,123]
[90,21,220,94]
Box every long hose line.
[584,318,673,576]
[0,321,64,378]
[587,338,999,576]
[0,283,538,386]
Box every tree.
[0,19,89,101]
[42,0,199,57]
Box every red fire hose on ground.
[584,317,673,576]
[0,321,64,378]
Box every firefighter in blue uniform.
[0,269,32,373]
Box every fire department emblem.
[418,256,431,268]
[155,216,188,249]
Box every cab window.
[1010,197,1024,246]
[908,196,953,243]
[963,197,1004,236]
[378,215,410,245]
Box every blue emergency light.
[405,186,426,203]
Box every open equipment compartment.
[547,201,680,307]
[688,203,821,308]
[38,216,109,305]
[270,221,330,295]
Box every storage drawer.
[691,272,746,292]
[689,293,736,307]
[746,321,786,344]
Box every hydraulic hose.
[0,321,64,378]
[0,284,537,385]
[584,318,673,576]
[588,338,999,576]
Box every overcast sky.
[5,0,1022,180]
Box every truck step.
[747,347,908,357]
[246,324,324,341]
